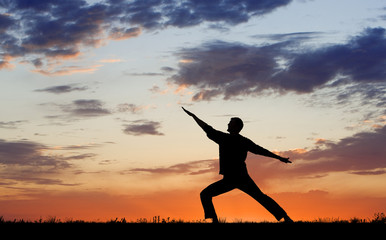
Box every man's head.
[227,117,243,134]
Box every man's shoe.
[283,215,294,223]
[212,218,219,224]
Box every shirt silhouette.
[182,107,293,223]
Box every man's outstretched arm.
[250,143,292,164]
[182,107,209,131]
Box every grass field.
[1,213,385,238]
[2,212,386,224]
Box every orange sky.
[1,188,385,222]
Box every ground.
[0,222,384,238]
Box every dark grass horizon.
[1,212,385,224]
[1,213,385,239]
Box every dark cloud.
[126,66,176,76]
[39,99,112,124]
[274,28,386,92]
[294,125,386,174]
[35,85,88,94]
[0,0,292,71]
[245,125,386,183]
[2,175,80,186]
[123,120,164,136]
[0,139,97,167]
[350,169,386,176]
[0,13,14,33]
[59,143,102,151]
[251,31,323,42]
[0,138,98,186]
[163,0,292,28]
[129,159,216,175]
[161,66,176,72]
[63,99,111,117]
[109,27,141,40]
[127,72,165,76]
[170,40,285,100]
[0,139,70,168]
[170,28,386,102]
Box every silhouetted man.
[182,107,293,223]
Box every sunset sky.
[1,0,386,222]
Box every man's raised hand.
[182,107,195,117]
[280,157,292,164]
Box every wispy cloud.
[98,58,124,63]
[32,65,102,76]
[40,99,112,123]
[0,120,27,129]
[109,27,141,40]
[123,120,164,136]
[116,103,156,114]
[35,85,88,94]
[63,99,111,117]
[129,159,216,175]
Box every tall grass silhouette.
[1,213,385,224]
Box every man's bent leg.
[238,176,288,221]
[200,178,235,221]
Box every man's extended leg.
[238,176,290,221]
[200,178,235,222]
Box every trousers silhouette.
[200,174,287,221]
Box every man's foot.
[283,215,294,223]
[211,218,219,224]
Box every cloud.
[0,13,14,33]
[63,99,111,117]
[123,120,164,136]
[0,139,97,167]
[251,31,324,42]
[169,39,292,100]
[43,100,156,123]
[273,28,386,92]
[0,139,98,186]
[163,0,292,28]
[350,169,386,176]
[292,125,386,174]
[0,139,70,168]
[131,125,386,184]
[244,125,386,183]
[98,58,123,63]
[169,28,386,102]
[116,103,155,114]
[0,0,293,72]
[129,159,216,175]
[54,143,103,151]
[127,72,165,76]
[0,120,27,129]
[1,175,80,186]
[109,27,141,40]
[32,65,102,76]
[35,85,88,94]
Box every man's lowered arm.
[250,142,292,164]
